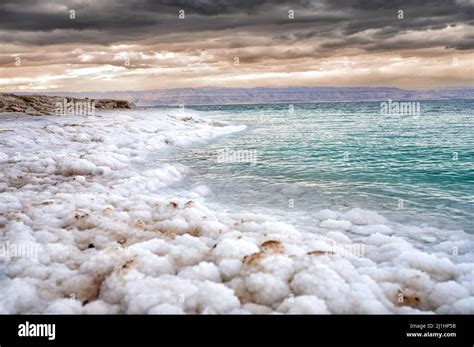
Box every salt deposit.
[0,108,473,314]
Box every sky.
[0,0,473,92]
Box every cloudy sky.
[0,0,473,92]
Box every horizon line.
[4,85,474,95]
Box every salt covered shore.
[0,108,473,314]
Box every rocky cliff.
[0,93,136,115]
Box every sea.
[161,100,474,234]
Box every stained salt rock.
[213,238,259,260]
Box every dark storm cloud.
[0,0,473,92]
[0,0,472,51]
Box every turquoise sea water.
[162,100,474,233]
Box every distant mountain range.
[13,87,474,106]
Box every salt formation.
[0,109,473,314]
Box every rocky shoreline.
[0,93,136,115]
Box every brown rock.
[0,93,136,115]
